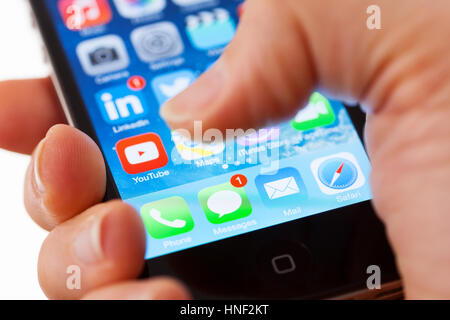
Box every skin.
[0,0,448,299]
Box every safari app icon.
[311,152,365,195]
[198,183,252,224]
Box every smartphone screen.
[42,0,372,260]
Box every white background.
[0,0,49,299]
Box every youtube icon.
[116,133,168,174]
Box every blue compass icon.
[318,157,358,190]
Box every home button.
[255,240,313,297]
[272,254,296,274]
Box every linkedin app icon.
[95,83,148,124]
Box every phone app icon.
[76,35,130,76]
[141,197,194,239]
[116,133,168,174]
[255,167,308,207]
[151,69,197,105]
[113,0,166,19]
[95,83,148,124]
[310,152,365,195]
[198,183,252,224]
[131,22,184,63]
[291,92,336,131]
[171,131,224,161]
[186,8,236,50]
[58,0,112,30]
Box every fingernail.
[160,61,225,124]
[33,138,47,194]
[74,215,105,264]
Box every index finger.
[0,77,66,154]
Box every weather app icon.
[311,152,365,195]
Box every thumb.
[161,0,450,299]
[160,0,314,132]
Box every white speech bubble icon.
[207,190,242,218]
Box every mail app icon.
[264,177,300,199]
[255,167,307,207]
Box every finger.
[162,0,450,299]
[160,0,314,133]
[0,78,66,154]
[24,124,106,230]
[38,200,146,300]
[367,96,450,299]
[82,277,191,300]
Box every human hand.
[161,0,450,299]
[0,78,190,299]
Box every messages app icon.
[141,196,194,239]
[291,92,336,131]
[198,183,252,224]
[255,167,308,207]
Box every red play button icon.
[116,133,168,174]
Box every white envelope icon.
[263,177,300,200]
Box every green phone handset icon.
[150,209,186,228]
[141,197,195,239]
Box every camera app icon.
[131,22,184,63]
[76,35,130,76]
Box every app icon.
[76,35,130,76]
[255,167,308,207]
[113,0,166,19]
[172,0,210,6]
[141,196,194,239]
[171,131,224,161]
[95,83,148,124]
[151,69,196,105]
[291,92,336,131]
[116,133,168,174]
[236,127,280,146]
[186,8,236,50]
[131,22,184,63]
[198,183,252,224]
[58,0,112,30]
[310,152,365,195]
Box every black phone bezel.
[30,0,399,299]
